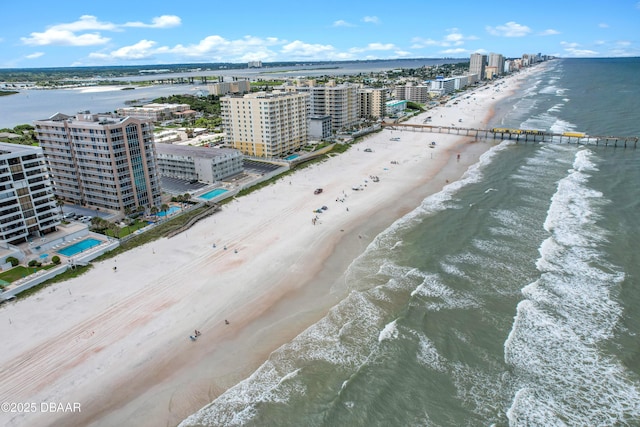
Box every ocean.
[179,57,640,426]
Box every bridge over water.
[381,122,639,148]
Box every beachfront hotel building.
[394,83,431,104]
[34,112,162,214]
[284,81,359,133]
[221,91,309,158]
[156,143,243,183]
[358,88,387,119]
[0,142,59,245]
[470,53,487,80]
[488,53,506,76]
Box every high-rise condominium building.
[0,142,59,245]
[488,53,506,76]
[35,111,162,214]
[286,81,359,133]
[470,53,487,80]
[221,91,309,158]
[358,88,387,119]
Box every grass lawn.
[0,264,57,283]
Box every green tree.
[55,197,65,217]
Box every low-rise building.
[155,144,243,183]
[117,103,193,122]
[309,115,332,140]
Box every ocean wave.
[503,148,640,425]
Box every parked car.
[314,188,323,194]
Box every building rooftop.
[155,143,239,159]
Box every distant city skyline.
[1,0,638,69]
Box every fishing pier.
[381,123,639,148]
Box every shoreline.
[0,68,537,427]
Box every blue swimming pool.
[157,206,181,217]
[57,238,102,257]
[284,154,300,160]
[199,188,228,200]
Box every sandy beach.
[0,67,537,427]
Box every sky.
[1,0,638,69]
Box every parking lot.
[160,176,208,195]
[243,159,284,175]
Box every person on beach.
[225,319,230,325]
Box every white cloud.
[90,40,157,60]
[22,29,110,47]
[55,15,118,32]
[486,21,532,37]
[281,40,336,57]
[440,48,467,54]
[333,20,355,27]
[362,16,379,24]
[349,43,397,54]
[365,43,395,50]
[560,41,597,57]
[411,28,476,49]
[124,15,182,29]
[25,52,44,59]
[21,15,180,47]
[599,23,609,28]
[410,37,438,48]
[539,29,560,36]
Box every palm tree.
[108,222,120,239]
[160,203,170,216]
[55,197,65,217]
[150,206,159,217]
[182,193,191,208]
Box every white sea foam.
[416,333,447,372]
[503,149,640,425]
[410,272,478,311]
[378,319,399,342]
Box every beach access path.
[0,66,540,427]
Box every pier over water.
[381,123,639,148]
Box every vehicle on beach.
[390,137,400,141]
[314,188,323,194]
[364,148,372,152]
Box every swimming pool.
[284,154,300,161]
[57,238,102,257]
[157,206,181,217]
[199,188,228,200]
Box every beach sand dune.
[0,68,537,427]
